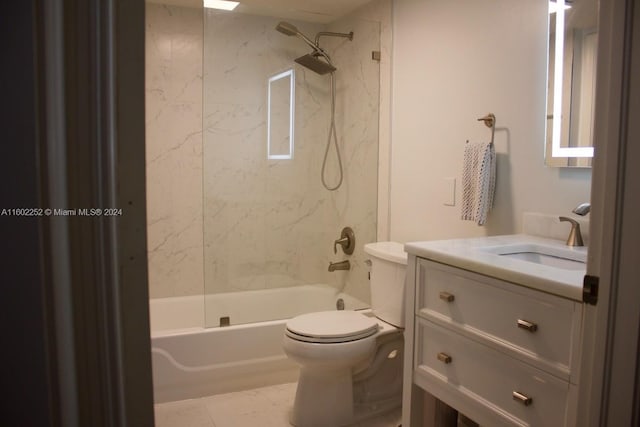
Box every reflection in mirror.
[268,69,295,160]
[545,0,597,167]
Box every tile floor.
[154,382,402,427]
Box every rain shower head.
[294,54,336,75]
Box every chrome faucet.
[328,260,350,272]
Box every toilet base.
[290,367,353,427]
[288,331,404,427]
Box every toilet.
[282,242,407,427]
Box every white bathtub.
[150,284,367,403]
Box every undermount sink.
[480,243,587,271]
[499,251,585,270]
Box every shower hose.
[321,72,343,191]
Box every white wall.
[390,0,592,243]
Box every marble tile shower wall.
[202,11,380,303]
[146,4,204,298]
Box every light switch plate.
[444,177,456,206]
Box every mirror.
[545,0,598,167]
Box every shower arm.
[314,31,354,46]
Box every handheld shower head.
[275,21,298,36]
[275,21,319,53]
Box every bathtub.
[150,284,367,403]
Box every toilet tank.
[364,242,408,328]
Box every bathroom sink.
[498,251,585,270]
[480,243,586,271]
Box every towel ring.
[477,113,496,145]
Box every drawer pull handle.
[439,292,455,302]
[512,391,533,406]
[517,319,538,332]
[437,352,452,364]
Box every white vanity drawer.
[416,259,582,376]
[416,319,570,427]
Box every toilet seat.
[285,310,379,344]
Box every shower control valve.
[334,227,355,255]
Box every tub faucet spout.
[328,260,350,272]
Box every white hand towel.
[461,141,496,225]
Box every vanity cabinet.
[403,257,584,427]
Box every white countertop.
[405,234,587,302]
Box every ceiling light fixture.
[548,1,572,14]
[203,0,239,11]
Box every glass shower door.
[202,8,380,328]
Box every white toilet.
[282,242,407,427]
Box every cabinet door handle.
[437,352,452,364]
[517,319,538,332]
[439,291,455,302]
[512,391,533,406]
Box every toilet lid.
[286,311,379,343]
